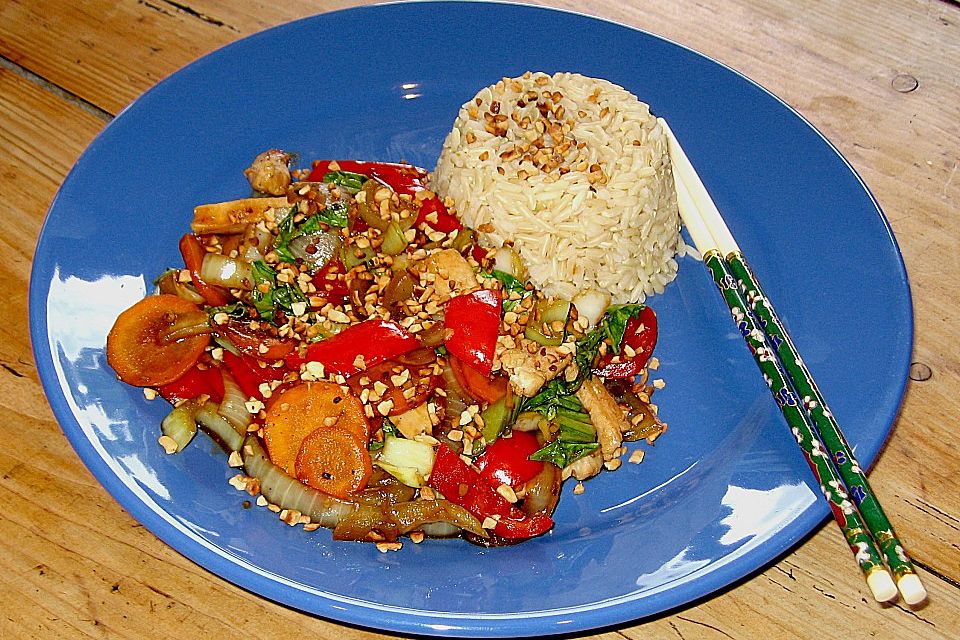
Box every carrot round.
[106,294,210,387]
[295,426,372,498]
[262,381,370,477]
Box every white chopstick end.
[867,569,898,602]
[897,573,927,605]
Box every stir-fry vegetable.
[296,426,372,499]
[157,364,224,404]
[179,234,231,306]
[220,351,285,400]
[106,152,669,550]
[107,294,210,386]
[593,305,658,378]
[285,318,421,375]
[444,289,502,376]
[263,381,370,477]
[429,444,553,540]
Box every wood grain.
[1,0,958,638]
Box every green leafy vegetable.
[322,170,368,194]
[521,379,584,419]
[250,259,308,322]
[484,269,531,312]
[529,440,599,468]
[521,304,646,418]
[555,409,596,443]
[601,304,645,354]
[315,201,349,228]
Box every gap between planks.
[0,55,113,122]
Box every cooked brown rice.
[432,71,682,303]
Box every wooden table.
[3,1,958,638]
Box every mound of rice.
[432,72,682,303]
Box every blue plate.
[30,2,912,636]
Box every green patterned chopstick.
[677,182,896,602]
[700,249,895,599]
[725,253,925,604]
[663,119,925,604]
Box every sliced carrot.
[106,294,210,387]
[295,426,372,498]
[262,381,369,477]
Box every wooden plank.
[0,63,104,382]
[0,0,369,115]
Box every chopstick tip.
[866,569,898,603]
[897,573,927,605]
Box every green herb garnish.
[322,170,368,194]
[484,269,531,312]
[529,440,600,468]
[206,301,249,320]
[250,259,308,322]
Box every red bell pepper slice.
[470,244,489,265]
[308,160,461,232]
[413,195,462,233]
[475,430,544,489]
[309,258,350,306]
[216,320,294,361]
[492,512,554,539]
[157,365,224,404]
[178,233,231,306]
[221,351,286,400]
[593,306,658,379]
[429,444,553,540]
[444,289,501,377]
[285,318,421,376]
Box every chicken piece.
[392,402,433,440]
[244,149,292,196]
[561,448,603,481]
[191,197,289,235]
[576,376,628,462]
[411,248,479,304]
[497,338,573,397]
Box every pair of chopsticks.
[661,119,926,605]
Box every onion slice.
[156,310,212,345]
[195,402,245,452]
[521,461,561,516]
[420,521,462,538]
[156,270,205,304]
[387,499,487,537]
[217,370,251,432]
[440,360,470,419]
[200,253,253,290]
[242,436,356,527]
[288,231,340,270]
[160,402,199,452]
